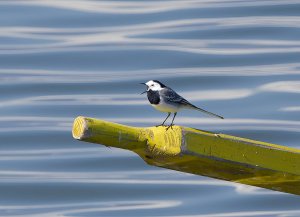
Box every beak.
[140,82,147,94]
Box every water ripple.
[0,1,299,216]
[1,0,300,14]
[1,63,300,85]
[0,200,181,217]
[165,210,300,217]
[1,16,300,55]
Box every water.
[1,0,300,216]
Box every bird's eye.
[151,84,154,86]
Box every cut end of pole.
[72,116,88,140]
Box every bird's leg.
[166,112,177,130]
[156,112,170,127]
[162,112,171,126]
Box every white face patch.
[145,80,163,91]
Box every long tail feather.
[180,98,224,119]
[188,104,224,119]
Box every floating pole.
[72,116,300,195]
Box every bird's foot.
[155,124,166,127]
[166,124,174,131]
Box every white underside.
[151,99,180,113]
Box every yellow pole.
[72,116,300,195]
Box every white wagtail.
[141,80,224,130]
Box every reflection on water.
[0,0,300,216]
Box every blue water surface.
[0,1,300,216]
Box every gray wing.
[160,87,224,119]
[160,87,194,107]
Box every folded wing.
[160,87,224,119]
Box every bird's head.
[140,80,166,94]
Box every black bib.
[147,90,160,105]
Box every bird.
[140,80,224,130]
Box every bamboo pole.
[72,116,300,195]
